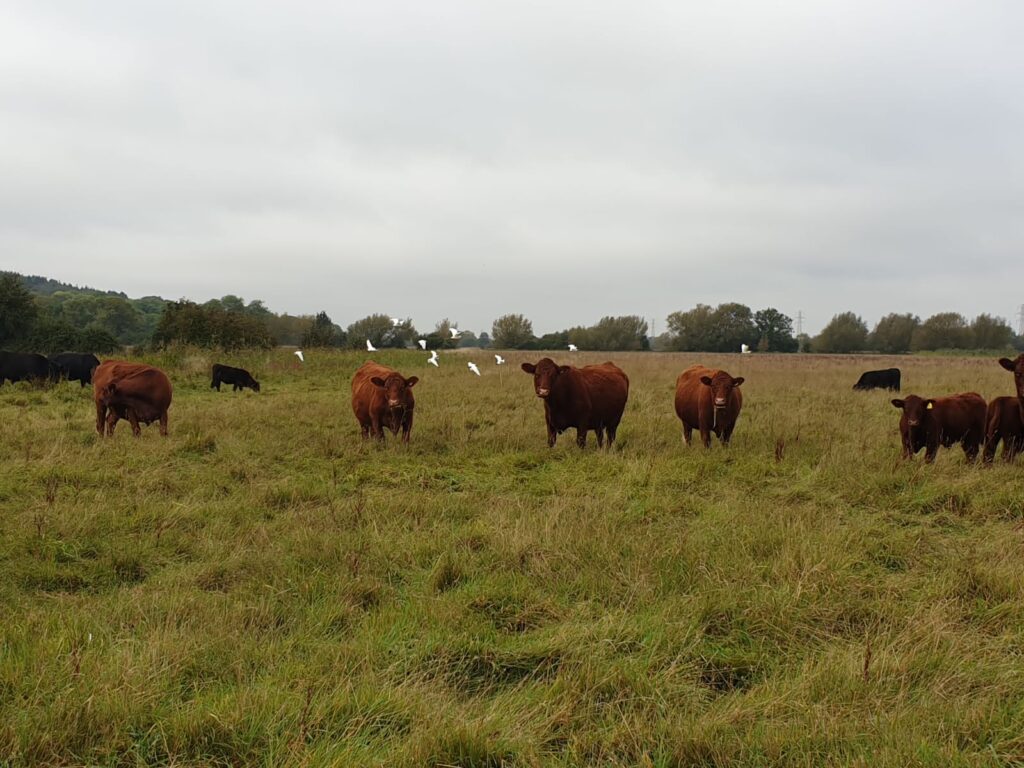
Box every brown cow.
[520,358,629,448]
[983,396,1023,463]
[674,365,744,448]
[351,362,418,442]
[890,393,986,463]
[93,361,173,437]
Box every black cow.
[211,363,260,392]
[0,351,59,385]
[853,368,901,392]
[50,352,101,387]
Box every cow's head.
[100,381,119,404]
[891,395,934,427]
[252,378,261,393]
[699,371,744,410]
[521,358,569,399]
[999,355,1024,399]
[370,373,417,408]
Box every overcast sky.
[2,1,1021,335]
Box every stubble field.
[1,349,1023,767]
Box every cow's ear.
[999,358,1015,371]
[891,399,904,409]
[732,377,745,387]
[700,376,713,386]
[521,363,536,374]
[370,376,386,387]
[925,400,935,410]
[405,376,419,388]
[558,366,570,375]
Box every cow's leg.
[576,425,587,448]
[545,415,557,448]
[128,410,142,437]
[699,416,712,448]
[924,441,938,463]
[105,410,118,436]
[159,410,169,437]
[402,412,414,444]
[370,414,385,441]
[360,422,370,440]
[721,422,735,446]
[983,430,999,464]
[595,426,605,448]
[96,401,108,436]
[963,438,980,464]
[606,421,618,447]
[682,423,692,446]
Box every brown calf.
[983,396,1023,463]
[93,361,173,437]
[891,392,986,463]
[351,362,418,442]
[674,365,744,448]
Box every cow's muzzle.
[537,389,549,398]
[714,398,727,407]
[388,399,402,408]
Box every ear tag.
[926,402,934,410]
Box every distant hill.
[20,274,131,299]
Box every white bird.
[467,362,481,376]
[390,317,402,326]
[494,354,506,365]
[294,350,304,362]
[741,344,751,354]
[366,339,377,352]
[418,339,427,350]
[568,344,578,352]
[449,328,461,339]
[428,350,439,367]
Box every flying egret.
[390,317,402,326]
[467,362,481,376]
[294,350,304,362]
[428,350,439,367]
[418,339,427,350]
[741,344,751,354]
[568,344,578,352]
[366,339,377,352]
[449,328,461,339]
[494,354,506,365]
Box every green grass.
[2,349,1023,767]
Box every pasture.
[1,350,1023,767]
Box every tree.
[304,311,346,347]
[0,273,39,345]
[970,314,1014,350]
[911,312,970,351]
[711,303,759,352]
[754,308,798,352]
[870,313,919,354]
[491,314,535,349]
[429,318,462,349]
[665,304,716,351]
[153,300,273,349]
[813,312,868,353]
[580,316,648,351]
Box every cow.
[983,396,1023,463]
[93,361,173,437]
[50,352,101,387]
[351,362,418,442]
[853,368,901,392]
[0,351,59,385]
[998,355,1024,402]
[211,363,260,393]
[674,365,744,448]
[520,358,629,448]
[890,393,986,463]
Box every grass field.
[2,349,1023,767]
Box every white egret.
[467,362,481,376]
[428,350,439,367]
[495,354,506,365]
[568,344,578,352]
[418,339,427,350]
[294,350,304,362]
[366,339,377,352]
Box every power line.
[1017,304,1024,336]
[796,310,804,337]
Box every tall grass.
[1,350,1023,766]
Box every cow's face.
[699,372,744,409]
[891,395,933,427]
[252,380,261,393]
[521,359,569,399]
[371,374,417,408]
[999,355,1024,399]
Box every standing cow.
[0,351,59,385]
[211,363,260,392]
[50,352,101,387]
[93,361,173,437]
[674,365,744,447]
[983,396,1023,463]
[853,368,901,392]
[520,358,629,448]
[351,362,418,442]
[891,393,986,463]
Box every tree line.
[2,272,1021,354]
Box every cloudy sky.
[2,1,1021,335]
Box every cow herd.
[3,349,1024,464]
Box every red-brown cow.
[999,354,1024,402]
[351,362,418,442]
[674,365,744,448]
[983,396,1023,463]
[520,358,629,448]
[93,360,173,437]
[890,392,986,463]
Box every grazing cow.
[351,362,418,442]
[998,355,1024,402]
[890,393,986,463]
[93,361,173,437]
[520,358,629,448]
[983,396,1023,463]
[853,368,901,392]
[211,363,260,393]
[0,351,59,385]
[50,352,101,387]
[674,365,744,448]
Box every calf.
[211,363,260,392]
[93,361,173,437]
[351,362,418,442]
[520,358,629,448]
[674,365,744,447]
[983,396,1023,463]
[891,392,986,463]
[853,368,900,392]
[50,352,101,387]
